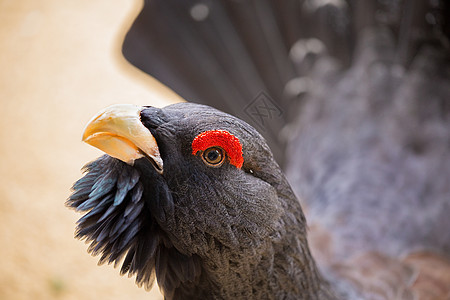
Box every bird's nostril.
[140,106,167,129]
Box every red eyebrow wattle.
[191,130,244,169]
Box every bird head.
[68,103,318,298]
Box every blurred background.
[0,0,178,299]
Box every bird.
[68,101,450,299]
[68,0,450,299]
[70,103,338,299]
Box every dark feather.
[67,155,160,288]
[68,155,204,295]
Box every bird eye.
[202,147,225,167]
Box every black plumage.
[68,154,206,296]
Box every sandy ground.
[0,1,182,299]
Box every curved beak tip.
[82,104,163,172]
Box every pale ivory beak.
[82,104,163,172]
